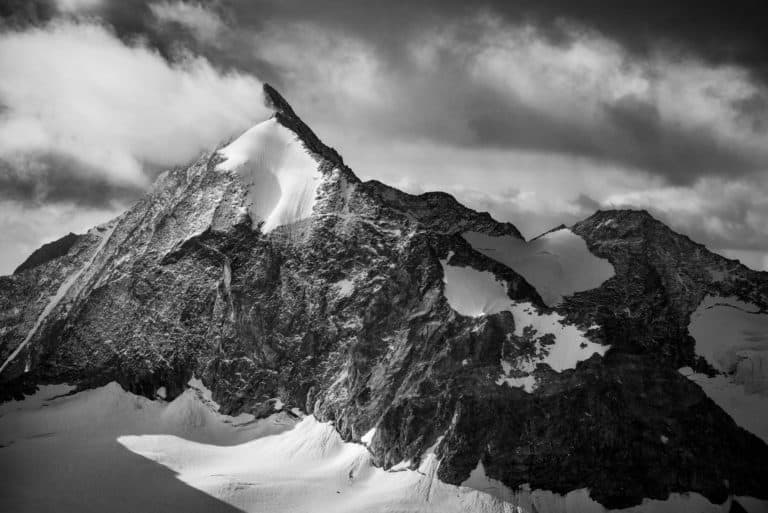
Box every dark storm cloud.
[454,90,762,185]
[0,0,55,28]
[600,98,762,184]
[7,0,768,83]
[2,0,768,264]
[5,0,765,186]
[0,153,143,208]
[114,0,768,185]
[574,194,601,213]
[506,0,768,80]
[732,92,768,134]
[210,0,768,80]
[33,0,766,88]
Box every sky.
[1,0,767,273]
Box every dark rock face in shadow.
[14,233,82,275]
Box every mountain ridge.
[1,83,767,510]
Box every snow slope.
[216,117,320,233]
[463,229,614,306]
[0,381,295,513]
[1,383,765,513]
[440,255,516,317]
[441,256,608,392]
[688,296,768,384]
[683,296,768,443]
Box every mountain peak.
[262,83,349,174]
[263,82,298,119]
[3,83,768,513]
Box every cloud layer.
[1,1,767,273]
[242,15,768,269]
[0,19,268,205]
[149,1,225,45]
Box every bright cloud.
[54,0,103,12]
[149,1,225,45]
[252,23,387,116]
[0,20,268,190]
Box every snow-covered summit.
[216,117,320,234]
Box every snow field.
[688,296,768,387]
[682,295,768,444]
[334,278,355,298]
[462,229,614,306]
[440,258,518,317]
[2,382,765,512]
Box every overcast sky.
[1,0,767,273]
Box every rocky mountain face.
[1,84,767,510]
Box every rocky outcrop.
[1,84,767,509]
[14,232,83,274]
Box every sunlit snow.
[2,383,764,513]
[462,229,614,306]
[361,427,376,445]
[217,118,320,234]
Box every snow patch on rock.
[440,259,608,392]
[689,296,767,383]
[216,118,320,234]
[334,279,355,298]
[496,303,609,392]
[440,260,516,317]
[685,296,768,442]
[463,228,614,306]
[361,427,376,446]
